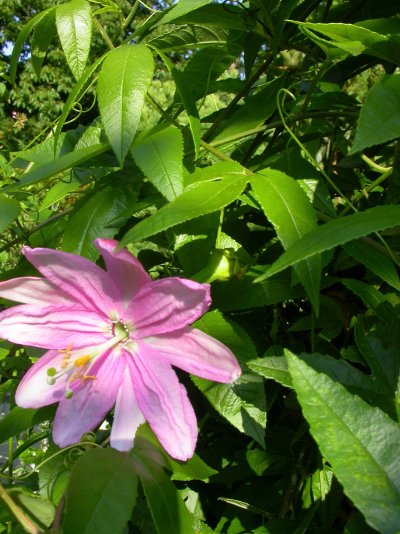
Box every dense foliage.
[1,0,400,533]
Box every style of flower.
[0,239,241,461]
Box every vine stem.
[0,482,42,534]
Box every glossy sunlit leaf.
[256,205,400,281]
[64,449,138,534]
[248,356,292,388]
[286,351,400,534]
[97,44,154,165]
[132,125,184,201]
[157,0,213,26]
[251,170,321,311]
[56,0,92,80]
[121,164,247,245]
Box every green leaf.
[10,6,57,84]
[286,350,400,534]
[121,163,247,245]
[132,125,184,201]
[0,407,36,443]
[97,44,154,165]
[344,240,400,291]
[31,9,57,78]
[64,449,138,534]
[351,74,400,153]
[0,195,20,232]
[193,311,265,446]
[212,76,286,143]
[157,0,213,26]
[248,356,292,388]
[251,170,321,312]
[2,143,109,192]
[130,445,193,534]
[341,278,386,312]
[193,374,266,447]
[212,269,303,311]
[145,24,230,52]
[56,0,92,80]
[256,205,400,281]
[62,183,136,260]
[54,54,109,154]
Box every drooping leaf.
[97,44,155,165]
[31,9,57,78]
[256,205,400,281]
[286,350,400,534]
[0,195,20,232]
[130,445,193,534]
[2,143,109,192]
[351,74,400,153]
[344,240,400,291]
[63,449,138,534]
[62,183,137,260]
[121,163,247,245]
[156,0,213,26]
[132,125,184,201]
[10,6,57,84]
[251,170,321,312]
[248,356,293,388]
[56,0,92,80]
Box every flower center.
[46,318,132,399]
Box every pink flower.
[0,239,241,461]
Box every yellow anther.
[82,375,97,383]
[73,355,91,368]
[59,343,74,354]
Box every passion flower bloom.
[0,239,241,460]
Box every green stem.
[0,482,42,534]
[93,16,115,50]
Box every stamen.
[74,355,91,367]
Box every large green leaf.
[31,9,57,78]
[297,21,400,64]
[97,44,155,165]
[0,195,20,232]
[56,0,92,80]
[64,449,138,534]
[344,240,400,291]
[193,311,266,446]
[251,170,321,312]
[212,76,285,143]
[10,6,57,84]
[256,205,400,281]
[121,163,247,245]
[145,24,230,52]
[2,143,109,192]
[287,351,400,534]
[132,125,184,201]
[156,0,213,26]
[248,355,293,388]
[130,445,193,534]
[62,183,136,260]
[351,74,400,153]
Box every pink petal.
[110,361,145,451]
[0,277,72,305]
[52,349,125,448]
[128,345,197,461]
[128,278,211,338]
[143,327,242,383]
[15,350,69,408]
[0,304,107,349]
[94,239,151,306]
[22,246,121,317]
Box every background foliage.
[1,0,400,532]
